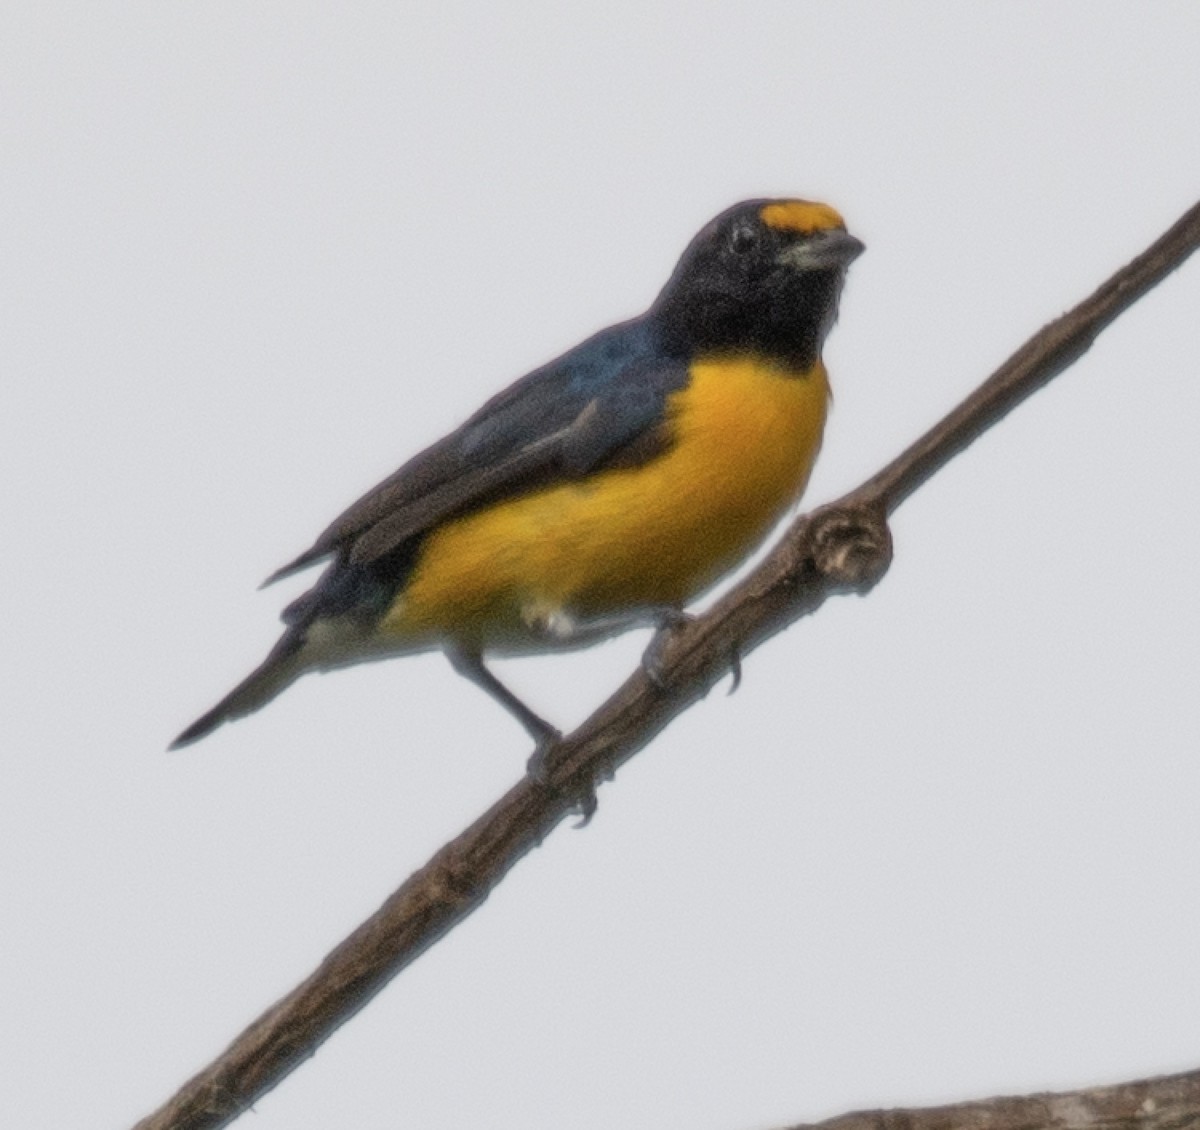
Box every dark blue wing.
[266,316,688,580]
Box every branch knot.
[807,502,893,593]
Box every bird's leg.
[444,644,561,752]
[441,644,603,817]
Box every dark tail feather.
[170,633,306,750]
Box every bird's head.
[654,199,864,368]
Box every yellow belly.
[380,354,829,646]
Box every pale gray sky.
[3,4,1200,1128]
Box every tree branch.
[782,1066,1200,1130]
[134,199,1200,1130]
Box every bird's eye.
[728,222,759,254]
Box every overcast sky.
[4,4,1200,1129]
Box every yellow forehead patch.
[760,200,845,234]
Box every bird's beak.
[779,229,866,271]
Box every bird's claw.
[525,731,599,827]
[727,644,742,695]
[572,787,598,827]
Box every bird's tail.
[169,632,307,750]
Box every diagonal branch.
[781,1065,1200,1130]
[134,199,1200,1130]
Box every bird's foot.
[526,732,601,827]
[525,725,564,785]
[641,608,695,689]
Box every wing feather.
[264,317,687,582]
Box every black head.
[652,198,864,369]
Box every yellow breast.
[382,354,829,645]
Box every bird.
[171,198,864,753]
